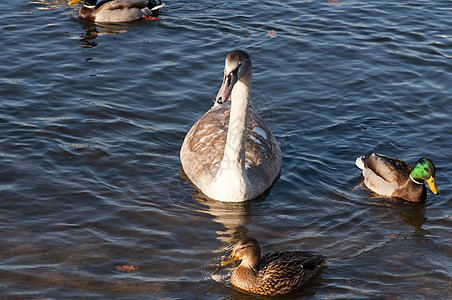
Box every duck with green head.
[355,152,439,202]
[68,0,165,23]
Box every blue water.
[1,0,451,298]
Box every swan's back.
[180,103,281,195]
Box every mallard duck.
[68,0,165,23]
[221,238,326,296]
[180,50,282,202]
[355,152,439,202]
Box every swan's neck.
[224,76,251,170]
[209,75,252,201]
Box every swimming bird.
[355,152,439,202]
[180,50,282,202]
[68,0,165,23]
[221,237,326,296]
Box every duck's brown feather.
[232,251,325,296]
[96,0,148,11]
[364,153,412,185]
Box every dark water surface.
[1,0,451,298]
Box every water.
[1,0,451,298]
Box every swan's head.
[216,50,252,104]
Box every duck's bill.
[68,0,82,5]
[220,255,239,266]
[216,72,237,104]
[426,176,439,195]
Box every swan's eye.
[226,74,233,86]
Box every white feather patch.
[355,156,364,170]
[253,127,267,140]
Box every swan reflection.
[195,195,251,243]
[177,167,272,243]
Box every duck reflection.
[31,0,70,10]
[363,195,428,232]
[76,22,130,48]
[395,201,426,231]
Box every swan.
[68,0,165,23]
[180,50,282,202]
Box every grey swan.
[180,50,282,202]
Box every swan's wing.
[180,105,228,186]
[180,104,282,193]
[245,107,282,187]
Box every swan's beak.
[426,176,439,195]
[220,254,239,266]
[68,0,82,5]
[216,72,237,104]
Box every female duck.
[221,238,326,296]
[180,50,282,202]
[68,0,165,23]
[355,152,439,202]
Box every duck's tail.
[302,254,327,270]
[147,0,165,11]
[355,156,365,170]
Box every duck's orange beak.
[68,0,82,5]
[426,176,439,195]
[221,254,239,266]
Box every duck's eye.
[237,245,247,252]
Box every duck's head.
[216,50,252,104]
[411,158,439,195]
[68,0,96,7]
[221,237,261,269]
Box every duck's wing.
[260,251,326,270]
[364,153,412,184]
[257,251,326,295]
[97,0,148,11]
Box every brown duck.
[221,237,326,296]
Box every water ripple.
[0,0,451,298]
